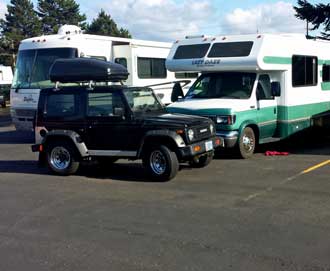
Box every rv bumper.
[216,131,239,148]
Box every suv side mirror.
[114,107,125,119]
[171,82,184,102]
[271,82,281,97]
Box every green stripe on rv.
[263,56,291,65]
[321,82,330,90]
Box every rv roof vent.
[58,25,82,35]
[49,58,129,83]
[185,35,205,39]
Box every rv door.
[256,74,278,139]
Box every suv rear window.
[46,94,76,117]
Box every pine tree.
[86,10,132,38]
[0,0,41,53]
[294,0,330,37]
[37,0,86,34]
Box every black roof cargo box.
[49,58,129,83]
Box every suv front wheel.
[46,141,80,175]
[143,145,179,181]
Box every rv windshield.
[185,72,256,99]
[123,88,164,113]
[12,48,77,89]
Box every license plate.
[205,140,213,151]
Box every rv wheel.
[238,127,255,159]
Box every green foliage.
[294,0,330,37]
[86,10,132,38]
[37,0,86,34]
[0,0,41,56]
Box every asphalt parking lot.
[0,107,330,271]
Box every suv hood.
[140,113,212,128]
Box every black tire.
[143,145,179,181]
[238,127,256,159]
[189,153,213,168]
[46,141,80,175]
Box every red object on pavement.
[265,151,289,156]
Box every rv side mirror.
[171,82,184,102]
[271,82,281,97]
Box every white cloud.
[87,0,216,42]
[0,2,7,20]
[223,1,306,35]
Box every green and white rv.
[166,34,330,158]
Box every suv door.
[256,74,278,139]
[85,89,138,154]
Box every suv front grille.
[193,124,212,141]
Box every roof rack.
[49,58,129,83]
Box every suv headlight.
[216,115,236,125]
[188,129,195,141]
[210,124,215,134]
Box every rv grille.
[15,109,36,118]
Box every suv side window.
[256,74,273,100]
[88,92,125,117]
[46,93,77,117]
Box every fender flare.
[42,130,89,157]
[137,130,186,158]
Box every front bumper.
[216,130,239,148]
[178,136,221,158]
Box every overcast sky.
[1,0,329,41]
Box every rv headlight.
[210,124,215,134]
[188,129,195,141]
[216,115,236,125]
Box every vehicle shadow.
[0,130,34,144]
[214,127,330,159]
[0,160,194,182]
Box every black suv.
[32,58,220,181]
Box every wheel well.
[246,124,259,143]
[140,136,178,157]
[44,135,81,158]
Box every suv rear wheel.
[143,145,179,181]
[46,141,79,175]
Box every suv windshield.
[12,48,77,89]
[185,72,256,99]
[123,88,164,113]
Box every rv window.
[87,56,107,61]
[292,55,318,87]
[173,44,210,59]
[46,94,77,117]
[256,75,273,100]
[115,58,128,68]
[137,57,167,79]
[322,65,330,82]
[208,42,253,58]
[175,72,198,79]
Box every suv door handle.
[250,105,255,109]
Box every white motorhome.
[0,65,13,107]
[166,34,330,158]
[11,25,196,130]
